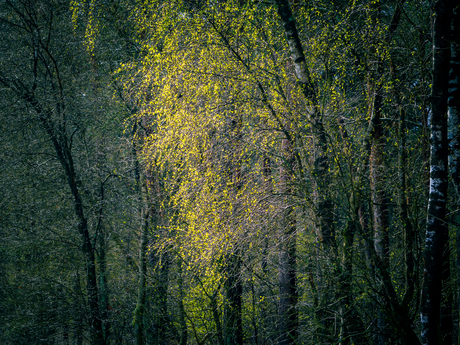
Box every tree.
[0,1,138,343]
[3,1,459,344]
[420,0,452,344]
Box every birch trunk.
[274,2,335,343]
[448,4,460,344]
[420,0,452,343]
[275,0,335,248]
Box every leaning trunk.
[275,0,334,249]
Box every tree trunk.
[369,81,389,268]
[80,220,104,345]
[131,131,150,345]
[224,115,243,345]
[369,65,389,345]
[274,2,332,342]
[41,107,104,345]
[211,287,224,345]
[97,183,110,344]
[178,258,188,345]
[134,202,149,345]
[98,230,110,344]
[74,271,84,345]
[224,253,243,345]
[338,219,363,345]
[26,96,104,345]
[420,1,452,343]
[448,4,460,345]
[275,0,335,249]
[366,3,407,342]
[155,250,170,344]
[278,182,297,345]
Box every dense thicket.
[0,0,459,344]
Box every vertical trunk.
[99,231,110,344]
[367,6,387,344]
[370,84,389,267]
[211,289,224,345]
[278,211,297,345]
[448,5,460,345]
[358,207,421,345]
[97,184,110,344]
[274,2,330,342]
[46,118,103,345]
[74,272,84,345]
[369,67,389,345]
[420,1,452,343]
[224,115,243,345]
[260,157,272,342]
[224,253,243,345]
[366,3,407,341]
[0,4,105,343]
[338,221,359,345]
[278,136,298,345]
[338,113,365,345]
[178,258,188,345]
[156,250,170,344]
[225,114,244,345]
[132,123,153,345]
[134,201,149,345]
[250,275,259,345]
[399,108,416,308]
[81,220,104,345]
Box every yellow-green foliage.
[112,0,427,339]
[70,0,101,55]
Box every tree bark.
[224,253,243,345]
[368,69,389,344]
[448,4,460,344]
[274,2,339,343]
[133,199,149,345]
[30,99,105,345]
[365,3,407,342]
[97,183,111,344]
[224,115,243,345]
[275,0,335,248]
[420,0,452,343]
[178,258,188,345]
[0,3,105,340]
[278,137,297,345]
